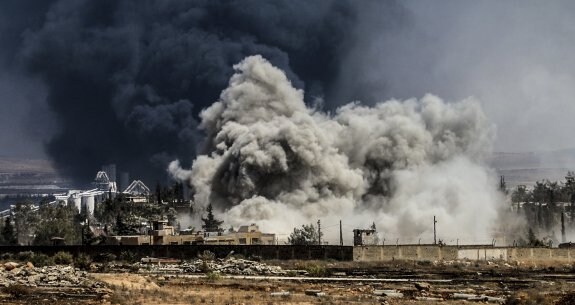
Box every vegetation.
[0,217,16,245]
[33,203,81,245]
[53,251,73,265]
[30,253,54,267]
[288,223,322,245]
[509,172,575,245]
[74,253,92,270]
[201,204,223,232]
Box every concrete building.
[106,223,276,246]
[353,229,377,246]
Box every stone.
[4,262,18,271]
[415,282,431,291]
[26,262,34,269]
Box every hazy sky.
[0,1,574,175]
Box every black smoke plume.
[1,0,404,185]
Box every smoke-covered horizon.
[169,55,504,243]
[2,1,575,186]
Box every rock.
[414,282,431,291]
[305,290,326,297]
[26,262,34,269]
[4,262,18,271]
[374,290,404,298]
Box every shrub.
[205,271,221,281]
[119,251,137,263]
[305,264,332,277]
[93,252,116,263]
[198,250,215,261]
[53,251,73,265]
[15,251,34,262]
[75,253,92,270]
[1,253,13,260]
[30,253,53,267]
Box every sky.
[0,1,574,183]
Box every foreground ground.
[2,258,575,304]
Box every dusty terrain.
[2,259,575,304]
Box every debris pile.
[0,262,99,288]
[139,258,288,276]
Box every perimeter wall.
[354,245,575,263]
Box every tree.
[288,223,322,245]
[526,228,545,247]
[1,217,16,245]
[114,214,135,235]
[201,204,223,232]
[12,201,38,245]
[33,203,82,245]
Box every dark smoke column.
[12,0,405,186]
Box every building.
[204,223,276,245]
[123,180,150,203]
[106,222,276,246]
[54,170,118,215]
[353,229,377,246]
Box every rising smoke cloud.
[170,56,503,244]
[3,0,405,185]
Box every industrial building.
[54,169,151,215]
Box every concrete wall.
[354,245,575,263]
[0,245,353,261]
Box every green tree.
[12,201,38,245]
[526,228,545,247]
[33,203,81,245]
[288,223,322,245]
[114,214,135,235]
[201,204,223,232]
[1,217,17,245]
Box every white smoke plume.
[170,55,504,244]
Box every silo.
[81,193,95,215]
[70,193,81,212]
[120,172,129,193]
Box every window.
[239,238,247,244]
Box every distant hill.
[0,157,56,174]
[0,158,69,205]
[489,148,575,188]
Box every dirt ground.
[3,260,575,304]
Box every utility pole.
[433,216,437,245]
[339,220,343,246]
[561,212,566,243]
[317,220,321,246]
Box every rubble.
[0,262,100,288]
[138,257,288,276]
